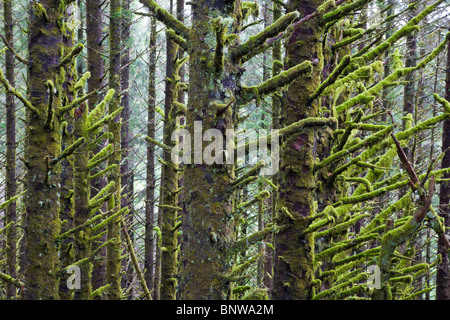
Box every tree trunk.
[120,0,134,298]
[160,0,181,299]
[86,0,107,297]
[437,31,450,301]
[144,13,157,298]
[3,0,17,300]
[24,0,71,299]
[179,0,237,300]
[106,0,122,300]
[272,0,323,300]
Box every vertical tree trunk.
[402,0,417,161]
[86,0,107,297]
[265,1,282,294]
[144,13,157,298]
[73,95,91,300]
[272,0,323,300]
[120,0,134,298]
[437,31,450,301]
[381,0,394,124]
[175,0,185,301]
[3,0,16,300]
[106,0,123,300]
[58,5,78,300]
[179,0,236,300]
[24,0,70,299]
[160,0,181,300]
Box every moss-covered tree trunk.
[58,7,78,300]
[144,13,157,297]
[437,33,450,301]
[160,21,181,300]
[272,0,323,300]
[400,0,417,173]
[86,0,107,297]
[3,0,17,300]
[178,0,236,300]
[106,0,123,300]
[23,0,70,299]
[265,1,282,295]
[73,97,91,300]
[120,0,134,297]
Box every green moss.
[139,0,190,38]
[87,89,115,128]
[241,288,269,300]
[32,2,48,20]
[229,11,299,63]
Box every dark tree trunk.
[144,13,157,298]
[272,0,323,300]
[106,0,122,300]
[4,0,17,300]
[24,0,71,300]
[437,31,450,301]
[120,0,134,298]
[86,0,107,297]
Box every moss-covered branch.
[167,28,188,51]
[309,54,351,102]
[122,222,152,300]
[0,190,25,211]
[239,60,313,105]
[322,0,372,24]
[354,0,445,64]
[231,223,279,253]
[56,43,84,68]
[0,33,29,64]
[50,137,85,166]
[374,178,435,299]
[91,284,110,298]
[229,11,299,63]
[315,125,393,171]
[0,67,37,114]
[0,270,24,288]
[88,107,123,133]
[139,0,190,39]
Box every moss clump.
[241,288,269,300]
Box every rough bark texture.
[3,0,16,300]
[106,0,122,300]
[402,0,417,163]
[179,0,236,300]
[160,27,180,300]
[272,0,323,300]
[437,34,450,301]
[24,0,69,299]
[86,0,107,297]
[120,0,134,297]
[58,6,78,301]
[144,13,157,297]
[73,99,91,300]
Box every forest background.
[0,0,449,301]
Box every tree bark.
[3,0,17,300]
[106,0,122,300]
[160,0,181,300]
[120,0,134,298]
[24,0,70,299]
[272,0,323,300]
[86,0,107,298]
[437,31,450,301]
[144,13,157,298]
